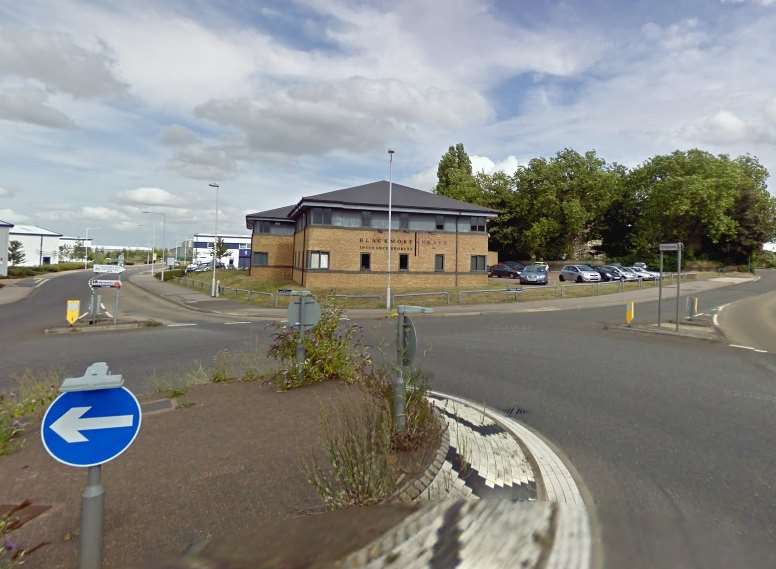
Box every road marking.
[223,321,251,325]
[167,323,198,327]
[729,344,756,350]
[754,349,768,353]
[33,278,50,288]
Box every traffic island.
[43,320,162,335]
[610,320,720,341]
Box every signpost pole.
[79,465,104,569]
[658,251,663,327]
[675,244,682,333]
[394,311,406,434]
[296,299,305,383]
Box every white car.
[559,264,602,283]
[629,266,660,280]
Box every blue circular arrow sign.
[41,387,142,467]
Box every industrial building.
[8,224,63,267]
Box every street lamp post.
[142,212,165,279]
[83,228,91,269]
[386,150,395,311]
[209,183,220,297]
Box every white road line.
[716,302,730,313]
[729,344,756,350]
[223,321,251,325]
[33,278,50,288]
[754,349,768,353]
[713,313,719,327]
[168,323,198,327]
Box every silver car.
[629,266,660,280]
[559,264,601,283]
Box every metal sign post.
[41,363,142,569]
[395,306,432,433]
[658,243,683,331]
[280,290,320,381]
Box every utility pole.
[209,183,220,297]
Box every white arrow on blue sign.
[41,387,142,467]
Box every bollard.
[80,466,104,569]
[625,301,635,325]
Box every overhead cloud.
[119,187,178,207]
[168,145,239,180]
[0,86,75,128]
[0,187,14,198]
[0,208,29,223]
[160,125,199,147]
[0,28,126,98]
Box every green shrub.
[268,301,373,390]
[154,269,185,282]
[0,370,60,456]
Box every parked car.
[519,266,548,285]
[489,263,521,279]
[609,264,640,281]
[633,262,647,269]
[559,264,602,283]
[524,261,549,272]
[629,266,659,280]
[502,261,525,274]
[594,266,622,281]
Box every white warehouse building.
[9,224,63,266]
[0,219,12,277]
[192,233,252,269]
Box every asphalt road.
[2,268,775,568]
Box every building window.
[307,251,330,270]
[435,215,445,231]
[361,211,372,228]
[253,252,268,266]
[435,254,444,272]
[470,217,486,232]
[470,255,486,272]
[399,213,409,229]
[399,254,409,271]
[239,243,248,249]
[360,252,371,271]
[311,208,332,225]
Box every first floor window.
[311,208,332,225]
[470,217,486,232]
[253,252,268,266]
[435,215,445,231]
[308,250,330,270]
[470,255,486,272]
[360,252,371,271]
[435,254,444,272]
[399,253,409,271]
[399,213,409,229]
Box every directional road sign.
[93,264,125,274]
[287,297,321,330]
[41,387,142,467]
[659,242,683,252]
[89,279,122,289]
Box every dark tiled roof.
[245,204,295,220]
[298,180,497,215]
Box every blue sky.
[0,0,775,245]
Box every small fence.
[458,288,524,304]
[393,291,451,305]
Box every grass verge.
[0,370,60,456]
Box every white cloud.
[765,98,776,123]
[682,110,752,144]
[0,86,75,128]
[119,187,178,207]
[0,187,14,198]
[168,145,239,180]
[0,208,29,223]
[471,155,520,175]
[160,125,199,147]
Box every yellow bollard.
[625,301,635,325]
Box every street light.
[209,183,220,297]
[386,149,395,311]
[83,228,92,269]
[143,211,166,281]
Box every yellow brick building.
[245,181,498,290]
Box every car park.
[489,263,521,279]
[502,261,525,274]
[559,264,601,283]
[608,264,640,281]
[629,266,659,280]
[519,266,548,285]
[524,261,549,272]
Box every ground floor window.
[360,252,371,271]
[435,254,444,272]
[399,253,409,271]
[307,250,330,270]
[252,252,268,266]
[470,255,486,272]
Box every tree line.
[435,144,776,265]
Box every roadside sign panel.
[287,297,321,329]
[118,254,125,266]
[89,279,121,289]
[659,243,683,252]
[93,264,125,274]
[66,299,80,325]
[41,387,142,468]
